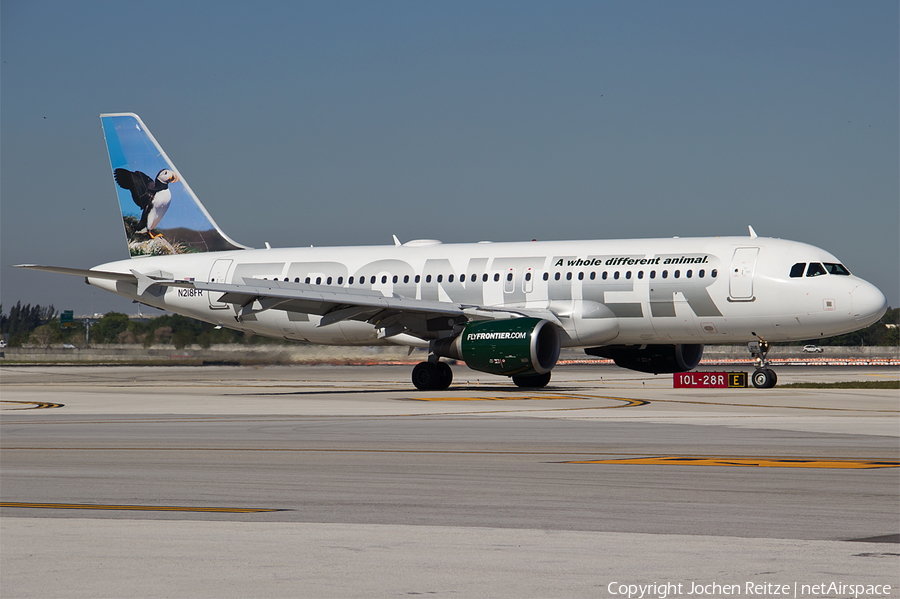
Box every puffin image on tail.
[114,168,179,239]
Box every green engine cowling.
[433,318,561,376]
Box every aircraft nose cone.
[851,282,887,327]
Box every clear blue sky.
[2,0,898,316]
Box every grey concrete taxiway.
[1,364,898,598]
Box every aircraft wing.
[187,278,560,342]
[13,264,560,343]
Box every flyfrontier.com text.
[466,332,528,341]
[605,580,893,598]
[556,255,710,267]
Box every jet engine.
[585,344,703,374]
[433,318,561,376]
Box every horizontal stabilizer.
[13,264,137,281]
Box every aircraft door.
[729,248,758,300]
[208,259,233,309]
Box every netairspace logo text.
[605,581,894,599]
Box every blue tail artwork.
[100,113,247,257]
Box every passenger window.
[686,270,692,278]
[554,273,561,281]
[824,263,850,275]
[602,272,608,280]
[392,275,398,283]
[337,277,343,285]
[790,263,806,278]
[674,270,680,279]
[326,277,332,285]
[403,275,409,283]
[806,263,827,277]
[526,272,533,281]
[698,270,704,278]
[494,273,500,282]
[590,272,596,280]
[305,277,311,284]
[614,271,619,280]
[484,274,490,282]
[542,273,548,281]
[448,274,454,283]
[637,271,644,279]
[650,271,656,279]
[415,275,421,283]
[471,274,477,282]
[316,277,322,285]
[711,269,717,278]
[566,272,572,281]
[294,277,300,283]
[662,271,668,279]
[625,271,631,280]
[426,275,432,283]
[437,275,443,283]
[507,273,514,281]
[577,272,583,280]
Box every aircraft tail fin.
[100,113,249,257]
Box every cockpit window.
[790,263,806,278]
[806,263,827,277]
[823,263,850,275]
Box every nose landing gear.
[748,339,777,388]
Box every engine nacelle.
[434,318,561,376]
[585,344,703,374]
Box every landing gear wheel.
[412,362,439,390]
[512,372,552,388]
[412,361,453,390]
[751,368,777,389]
[436,361,453,390]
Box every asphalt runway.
[1,364,898,598]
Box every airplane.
[15,113,888,390]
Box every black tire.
[436,361,453,390]
[512,371,552,388]
[751,369,774,389]
[412,362,439,390]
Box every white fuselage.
[88,236,886,347]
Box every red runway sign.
[674,372,747,388]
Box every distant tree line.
[1,303,898,349]
[0,302,57,347]
[0,303,283,349]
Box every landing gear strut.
[412,360,453,390]
[748,339,777,389]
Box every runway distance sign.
[674,372,747,388]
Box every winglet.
[748,225,758,238]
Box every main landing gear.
[412,359,453,390]
[748,339,777,389]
